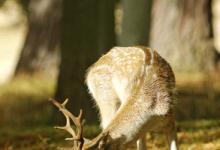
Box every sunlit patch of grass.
[0,76,55,126]
[0,76,55,97]
[176,72,220,91]
[143,120,220,150]
[176,122,220,149]
[175,73,220,120]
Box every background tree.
[97,0,116,53]
[150,0,219,72]
[0,0,7,7]
[55,0,116,122]
[118,0,152,46]
[15,0,61,76]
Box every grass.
[175,73,220,120]
[0,120,220,150]
[0,74,219,149]
[0,76,55,126]
[0,125,100,150]
[147,119,220,150]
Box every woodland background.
[0,0,220,149]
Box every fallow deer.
[51,46,178,150]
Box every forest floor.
[0,119,219,150]
[0,74,220,150]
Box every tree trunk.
[15,0,61,76]
[150,0,217,72]
[118,0,152,46]
[55,0,116,123]
[97,0,116,53]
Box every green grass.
[0,74,219,149]
[0,120,220,150]
[0,77,55,126]
[0,125,100,150]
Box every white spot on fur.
[153,73,157,79]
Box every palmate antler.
[49,98,109,150]
[49,98,84,150]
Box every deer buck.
[50,46,178,150]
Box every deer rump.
[85,47,176,147]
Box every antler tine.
[60,108,83,140]
[49,98,67,110]
[49,98,78,140]
[62,98,69,107]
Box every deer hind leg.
[164,114,178,150]
[137,134,147,150]
[86,70,121,129]
[96,94,120,129]
[166,126,178,150]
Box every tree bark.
[55,0,116,122]
[15,0,61,76]
[150,0,217,72]
[118,0,152,46]
[97,0,116,53]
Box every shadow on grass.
[0,125,101,150]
